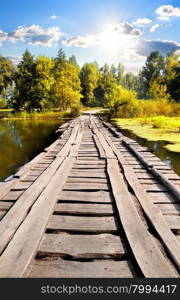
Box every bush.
[105,84,141,117]
[0,97,8,109]
[70,104,82,117]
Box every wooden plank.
[156,203,180,214]
[47,215,118,233]
[14,152,45,178]
[0,157,75,278]
[69,171,106,178]
[93,135,106,158]
[66,178,108,184]
[72,165,105,169]
[11,182,32,190]
[136,173,154,179]
[38,233,125,258]
[141,184,168,192]
[164,215,180,234]
[26,258,134,278]
[63,183,109,191]
[78,153,98,157]
[21,175,39,182]
[93,129,115,158]
[107,159,177,277]
[0,180,18,200]
[0,211,6,221]
[2,190,23,201]
[147,192,176,204]
[59,191,113,203]
[101,122,180,272]
[0,155,66,254]
[54,203,114,216]
[0,201,14,211]
[74,160,105,165]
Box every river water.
[0,118,66,181]
[114,125,180,177]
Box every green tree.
[141,51,165,93]
[149,80,171,101]
[168,64,180,102]
[164,51,180,102]
[13,50,35,110]
[94,63,116,106]
[53,61,82,110]
[123,72,138,91]
[105,83,140,117]
[116,63,125,85]
[80,62,100,106]
[29,56,55,110]
[0,55,14,96]
[69,55,77,65]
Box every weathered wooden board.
[164,215,180,234]
[0,134,74,254]
[63,182,109,191]
[27,258,134,278]
[11,182,32,190]
[77,153,99,157]
[66,178,108,184]
[0,211,6,221]
[141,184,168,192]
[2,190,23,201]
[156,203,180,215]
[47,215,118,233]
[107,159,177,277]
[59,191,113,203]
[135,173,154,179]
[69,171,106,179]
[21,175,39,182]
[0,180,18,200]
[38,233,125,258]
[0,201,14,211]
[72,165,105,169]
[147,192,176,204]
[74,160,105,165]
[54,203,114,216]
[0,157,76,278]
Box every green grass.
[113,116,180,153]
[0,109,14,112]
[2,110,71,120]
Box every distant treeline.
[0,49,179,116]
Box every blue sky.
[0,0,180,73]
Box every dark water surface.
[0,118,67,181]
[113,124,180,177]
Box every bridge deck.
[0,113,180,278]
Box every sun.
[99,24,131,54]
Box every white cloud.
[150,24,160,32]
[0,30,7,45]
[7,25,62,47]
[136,39,180,57]
[6,55,22,65]
[114,22,143,36]
[50,15,57,20]
[62,34,98,48]
[63,22,143,48]
[156,5,180,21]
[133,17,152,27]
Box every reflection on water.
[115,126,180,177]
[0,118,66,181]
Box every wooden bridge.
[0,112,180,278]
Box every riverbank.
[113,116,180,153]
[0,110,72,120]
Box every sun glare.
[100,25,131,54]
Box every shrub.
[0,97,8,109]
